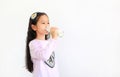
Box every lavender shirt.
[29,39,60,77]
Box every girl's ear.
[31,25,37,31]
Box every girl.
[25,12,60,77]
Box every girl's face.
[32,15,50,35]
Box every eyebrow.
[40,20,49,22]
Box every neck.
[36,33,45,40]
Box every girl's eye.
[41,22,49,24]
[42,23,45,24]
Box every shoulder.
[29,39,36,45]
[29,39,49,47]
[29,39,57,47]
[29,39,40,47]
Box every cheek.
[37,25,45,32]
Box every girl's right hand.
[50,27,58,39]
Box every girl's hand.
[50,27,58,39]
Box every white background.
[0,0,120,77]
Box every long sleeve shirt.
[29,39,60,77]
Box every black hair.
[25,12,50,73]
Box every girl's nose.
[45,26,50,32]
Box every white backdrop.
[0,0,120,77]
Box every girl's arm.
[29,39,57,61]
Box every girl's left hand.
[50,27,59,39]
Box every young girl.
[25,12,60,77]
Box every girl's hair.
[25,12,50,73]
